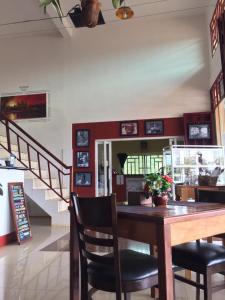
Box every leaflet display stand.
[8,182,32,244]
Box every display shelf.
[163,145,225,199]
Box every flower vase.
[153,194,168,207]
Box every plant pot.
[81,0,101,28]
[153,194,168,207]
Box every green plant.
[112,0,124,9]
[40,0,63,20]
[144,173,173,196]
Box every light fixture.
[116,5,134,20]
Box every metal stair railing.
[0,112,72,203]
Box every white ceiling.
[0,0,217,38]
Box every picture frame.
[188,124,211,140]
[76,129,89,147]
[75,172,92,186]
[145,120,164,135]
[120,121,138,136]
[76,151,89,168]
[0,92,48,121]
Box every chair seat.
[172,242,225,273]
[88,249,158,283]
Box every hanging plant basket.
[81,0,101,28]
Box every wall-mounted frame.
[76,129,89,147]
[0,93,47,121]
[76,151,90,168]
[188,124,211,140]
[75,172,92,186]
[120,121,138,136]
[145,120,164,135]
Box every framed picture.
[188,124,211,140]
[76,151,89,168]
[120,121,138,136]
[145,120,164,135]
[75,172,92,186]
[0,93,47,121]
[76,129,89,147]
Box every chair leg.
[203,271,212,300]
[196,273,200,300]
[124,293,131,300]
[80,267,88,300]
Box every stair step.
[0,142,18,152]
[0,135,7,143]
[33,178,62,189]
[25,169,49,179]
[45,188,69,200]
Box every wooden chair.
[71,193,159,300]
[172,189,225,300]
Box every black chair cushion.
[87,249,158,283]
[172,242,225,273]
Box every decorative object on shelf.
[76,129,89,147]
[75,172,92,186]
[120,121,138,136]
[1,93,47,121]
[76,151,90,168]
[188,124,211,140]
[144,173,173,206]
[145,120,164,135]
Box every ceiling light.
[116,6,134,20]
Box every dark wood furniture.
[172,189,225,300]
[70,202,225,300]
[175,185,225,201]
[71,193,159,300]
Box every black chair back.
[71,193,122,299]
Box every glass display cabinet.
[163,145,225,199]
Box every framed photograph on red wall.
[76,151,89,168]
[75,172,92,186]
[76,129,89,147]
[120,121,138,136]
[145,120,164,135]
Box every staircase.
[0,114,72,226]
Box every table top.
[117,202,225,224]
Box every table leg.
[157,224,174,300]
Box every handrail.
[0,112,72,203]
[0,112,70,169]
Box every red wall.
[72,117,184,197]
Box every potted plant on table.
[144,173,173,206]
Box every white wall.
[0,13,210,165]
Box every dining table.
[70,201,225,300]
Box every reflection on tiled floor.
[1,221,225,299]
[40,233,69,252]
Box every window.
[210,0,225,56]
[123,155,163,175]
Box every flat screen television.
[188,124,211,140]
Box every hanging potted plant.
[40,0,64,20]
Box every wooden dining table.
[70,202,225,300]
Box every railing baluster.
[37,152,41,178]
[27,144,31,169]
[48,161,52,188]
[58,169,63,197]
[5,120,11,153]
[17,135,21,161]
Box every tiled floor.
[1,220,225,300]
